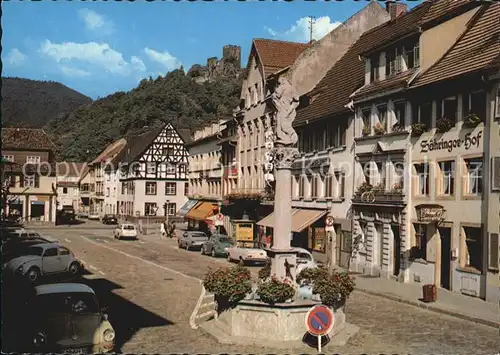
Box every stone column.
[267,147,300,282]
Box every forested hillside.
[46,69,243,161]
[1,77,92,128]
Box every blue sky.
[2,0,421,99]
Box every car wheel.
[178,242,182,249]
[211,249,216,258]
[27,267,40,283]
[200,247,205,255]
[185,244,189,251]
[69,262,80,276]
[239,257,245,266]
[227,254,232,262]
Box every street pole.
[166,200,170,238]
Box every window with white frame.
[166,203,177,216]
[298,175,305,198]
[414,163,429,196]
[2,155,14,162]
[311,174,319,198]
[145,202,157,216]
[393,101,406,129]
[165,182,176,195]
[146,162,156,174]
[145,181,157,195]
[26,156,40,164]
[24,175,37,187]
[415,101,432,128]
[370,55,379,82]
[463,90,486,121]
[377,105,387,130]
[106,188,110,197]
[324,174,334,198]
[438,161,455,195]
[465,158,483,195]
[166,164,176,174]
[361,108,371,135]
[438,96,457,122]
[463,226,483,272]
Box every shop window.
[464,158,483,195]
[438,161,455,195]
[463,227,482,272]
[312,227,326,253]
[411,224,427,260]
[145,182,157,195]
[414,163,429,196]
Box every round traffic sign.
[305,305,334,336]
[325,216,334,227]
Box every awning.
[177,199,199,217]
[185,201,217,221]
[257,209,327,233]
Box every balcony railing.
[352,190,405,206]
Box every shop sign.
[420,131,482,153]
[416,205,444,222]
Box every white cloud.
[39,40,146,76]
[265,16,341,42]
[60,65,91,78]
[5,48,27,66]
[78,8,114,35]
[144,47,182,71]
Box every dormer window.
[406,42,420,69]
[370,55,380,82]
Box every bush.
[256,277,296,304]
[312,271,356,308]
[296,267,329,286]
[203,264,252,305]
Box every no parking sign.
[305,305,334,352]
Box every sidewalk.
[353,275,499,328]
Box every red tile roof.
[2,128,56,151]
[419,0,479,28]
[413,2,500,87]
[56,162,87,178]
[252,39,309,77]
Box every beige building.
[56,162,87,211]
[1,128,57,223]
[234,39,309,195]
[256,1,391,263]
[77,165,92,215]
[348,0,500,303]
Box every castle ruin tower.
[222,45,241,69]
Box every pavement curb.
[354,288,500,329]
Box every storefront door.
[438,227,452,290]
[391,225,401,276]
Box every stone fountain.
[200,77,358,349]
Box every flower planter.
[298,284,313,299]
[463,114,482,128]
[411,123,427,136]
[436,117,455,133]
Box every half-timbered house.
[116,123,191,220]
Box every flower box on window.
[411,122,427,136]
[436,117,455,133]
[463,113,482,128]
[373,123,386,135]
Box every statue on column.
[271,76,299,147]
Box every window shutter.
[489,233,499,270]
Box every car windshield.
[297,252,312,261]
[35,292,99,315]
[190,233,206,240]
[24,246,43,256]
[218,237,233,243]
[123,225,135,230]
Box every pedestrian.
[160,221,166,238]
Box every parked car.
[4,243,83,283]
[10,283,115,353]
[77,211,89,219]
[2,238,57,264]
[294,247,318,274]
[88,213,100,221]
[102,214,118,225]
[178,231,208,251]
[201,234,235,257]
[226,241,268,265]
[113,224,137,240]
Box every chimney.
[386,0,407,20]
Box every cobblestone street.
[11,226,499,354]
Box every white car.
[294,247,318,274]
[114,224,138,240]
[88,213,100,221]
[226,242,268,265]
[5,243,83,283]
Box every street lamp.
[165,200,170,238]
